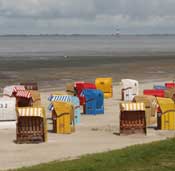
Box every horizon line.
[0,33,175,36]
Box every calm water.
[0,35,175,58]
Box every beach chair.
[66,83,77,96]
[29,90,41,107]
[133,95,157,126]
[120,102,146,135]
[51,101,75,134]
[75,82,96,105]
[165,82,175,89]
[15,90,33,107]
[95,77,113,98]
[0,97,16,121]
[16,107,47,143]
[143,89,165,97]
[20,82,38,90]
[82,89,104,115]
[15,90,42,107]
[3,85,25,97]
[70,96,81,124]
[48,94,81,124]
[121,79,139,101]
[164,88,175,101]
[157,97,175,130]
[153,85,166,90]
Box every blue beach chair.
[153,85,166,90]
[82,89,104,115]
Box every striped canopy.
[120,102,145,111]
[48,95,72,111]
[3,85,25,97]
[15,90,31,98]
[48,95,82,112]
[13,85,25,93]
[48,95,71,102]
[17,107,44,117]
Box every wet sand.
[0,81,175,170]
[0,55,175,92]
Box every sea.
[0,35,175,58]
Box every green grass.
[10,138,175,171]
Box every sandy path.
[0,81,175,170]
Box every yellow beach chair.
[52,101,75,134]
[157,97,175,130]
[95,77,113,98]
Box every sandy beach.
[0,80,175,170]
[0,36,175,170]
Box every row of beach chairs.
[1,79,175,143]
[120,79,175,135]
[0,78,113,143]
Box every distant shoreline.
[0,52,175,59]
[0,34,175,37]
[0,54,174,61]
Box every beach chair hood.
[120,102,145,111]
[17,107,45,117]
[15,90,32,99]
[3,85,25,97]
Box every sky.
[0,0,175,34]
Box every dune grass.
[11,138,175,171]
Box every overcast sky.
[0,0,175,34]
